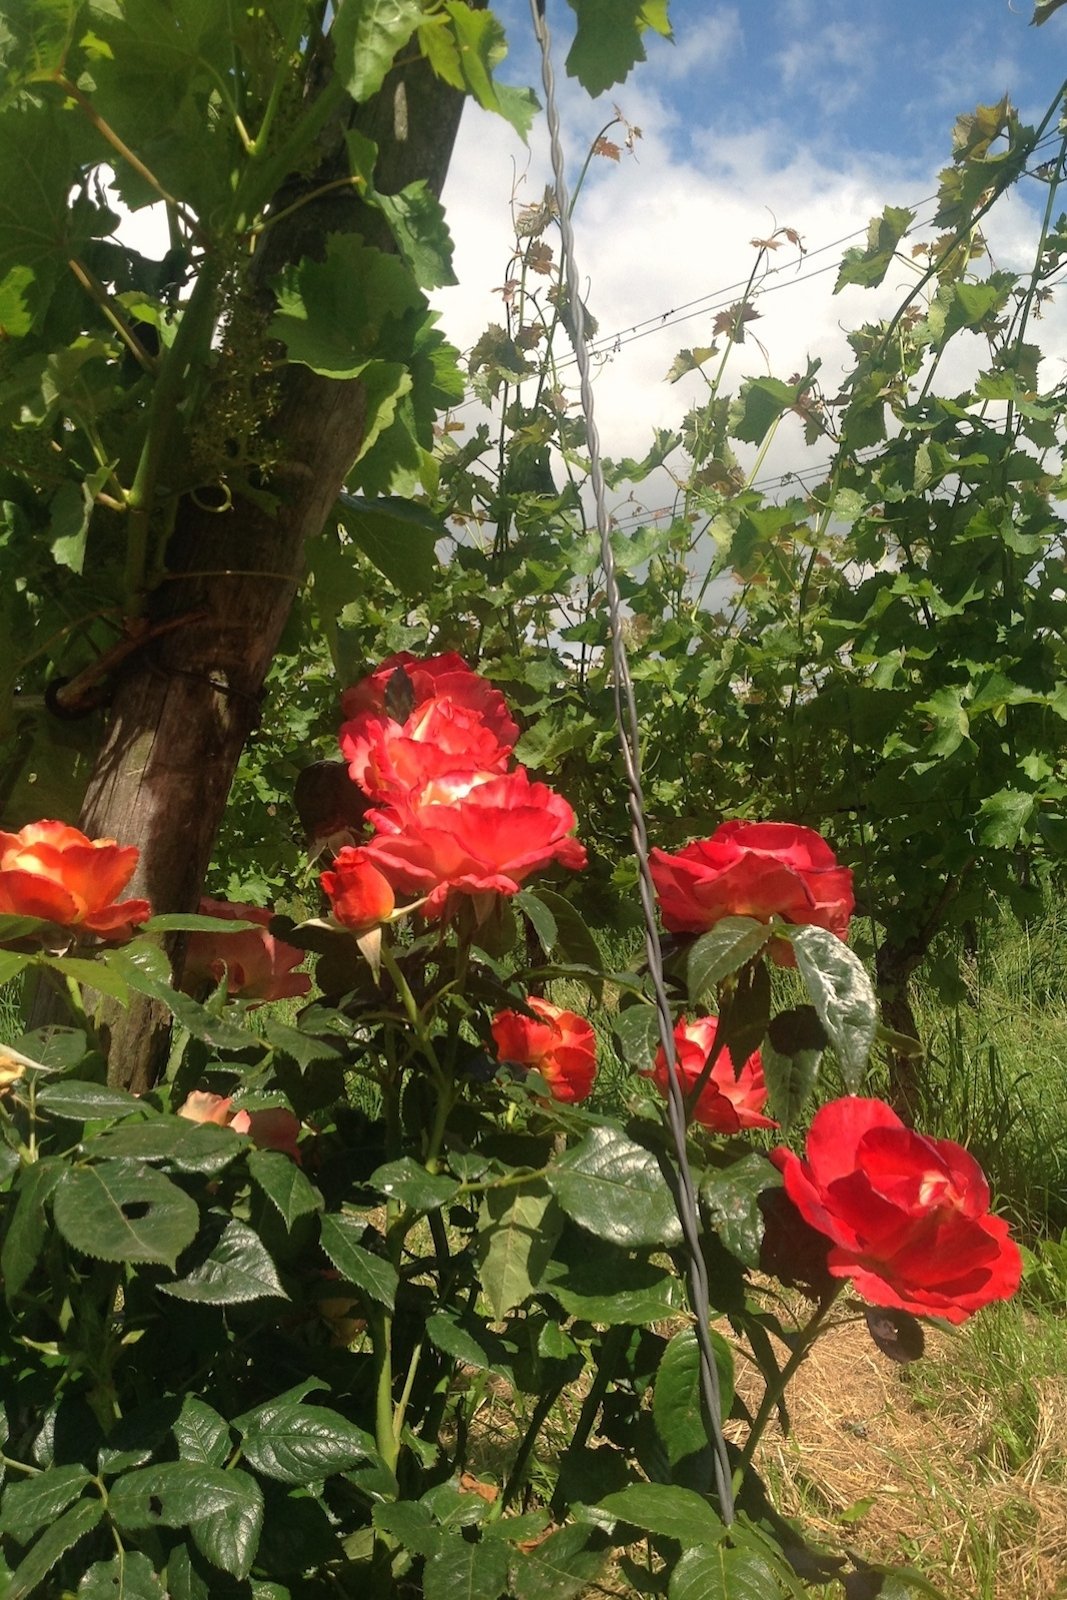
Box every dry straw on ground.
[736,1310,1067,1600]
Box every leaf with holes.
[162,1219,286,1304]
[238,1401,372,1485]
[653,1328,734,1467]
[107,1463,263,1580]
[789,927,876,1090]
[547,1126,682,1249]
[76,1551,166,1599]
[53,1162,199,1267]
[319,1212,398,1311]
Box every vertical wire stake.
[528,0,736,1523]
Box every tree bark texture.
[78,59,468,1090]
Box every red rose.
[645,1016,777,1132]
[180,899,311,1003]
[339,697,512,803]
[771,1097,1022,1324]
[491,997,597,1103]
[650,820,853,966]
[362,768,586,919]
[0,820,151,941]
[321,848,396,931]
[341,652,519,748]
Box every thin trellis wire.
[528,0,735,1522]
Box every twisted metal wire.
[528,0,735,1522]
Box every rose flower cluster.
[322,653,586,927]
[648,817,1021,1323]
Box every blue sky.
[435,0,1067,499]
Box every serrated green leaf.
[90,1119,245,1176]
[761,1006,826,1134]
[538,1231,682,1324]
[669,1543,783,1600]
[335,492,441,597]
[248,1149,322,1229]
[41,952,131,1001]
[653,1327,734,1467]
[564,0,661,96]
[375,181,457,289]
[439,3,538,139]
[77,1551,166,1599]
[106,945,256,1052]
[510,1521,604,1600]
[0,948,33,986]
[547,1126,682,1249]
[476,1184,560,1319]
[528,889,603,974]
[239,1402,371,1485]
[425,1309,516,1377]
[688,918,773,1002]
[270,234,422,377]
[977,787,1035,847]
[36,1082,148,1123]
[514,889,557,956]
[330,0,423,101]
[423,1532,509,1600]
[6,1495,103,1600]
[0,1463,92,1540]
[260,1019,341,1069]
[834,204,915,291]
[370,1157,460,1212]
[699,1154,773,1271]
[789,927,876,1091]
[161,1219,286,1304]
[611,1004,662,1074]
[319,1212,398,1311]
[373,1499,442,1558]
[107,1463,263,1581]
[140,914,261,934]
[2,1156,65,1300]
[53,1162,199,1268]
[597,1482,723,1547]
[173,1397,231,1467]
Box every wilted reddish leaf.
[712,301,760,341]
[525,240,554,274]
[782,226,805,249]
[751,236,783,251]
[593,136,621,161]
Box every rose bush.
[0,820,151,940]
[361,768,587,919]
[645,1015,777,1132]
[491,996,597,1103]
[651,820,854,964]
[179,898,311,1003]
[772,1096,1023,1323]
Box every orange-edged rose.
[363,768,586,919]
[177,1092,303,1162]
[180,899,311,1003]
[341,652,519,748]
[339,697,512,803]
[771,1097,1023,1324]
[491,997,597,1103]
[0,820,151,941]
[650,820,853,966]
[645,1015,777,1132]
[321,848,396,931]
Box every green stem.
[123,255,225,609]
[370,1304,398,1473]
[734,1287,842,1482]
